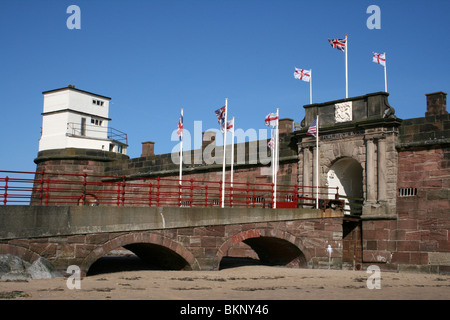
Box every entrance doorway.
[327,157,363,215]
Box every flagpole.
[384,52,387,92]
[230,116,235,190]
[309,69,313,104]
[221,98,228,208]
[345,34,348,98]
[315,115,319,209]
[273,108,279,209]
[179,108,183,186]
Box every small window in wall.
[90,118,103,126]
[92,99,104,106]
[398,188,418,197]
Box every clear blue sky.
[0,0,449,172]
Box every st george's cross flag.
[373,52,386,66]
[328,38,346,52]
[265,112,279,127]
[294,68,311,82]
[226,118,234,132]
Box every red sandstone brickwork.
[0,217,345,275]
[395,145,450,270]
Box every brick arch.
[81,231,199,274]
[0,244,43,265]
[215,227,309,270]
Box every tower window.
[92,99,104,106]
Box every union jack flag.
[176,112,183,140]
[306,118,317,138]
[328,38,346,52]
[215,106,226,130]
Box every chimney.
[278,118,294,135]
[425,92,448,117]
[141,141,155,157]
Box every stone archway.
[216,228,308,270]
[327,157,363,214]
[81,232,199,275]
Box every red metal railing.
[0,170,340,209]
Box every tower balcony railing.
[66,122,128,145]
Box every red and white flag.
[373,52,386,66]
[176,112,183,139]
[294,68,311,82]
[306,118,317,138]
[226,118,234,132]
[265,112,278,127]
[268,137,275,150]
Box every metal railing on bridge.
[0,170,343,210]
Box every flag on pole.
[176,112,183,139]
[294,68,311,82]
[328,38,346,52]
[329,35,349,98]
[265,112,279,127]
[215,106,226,132]
[178,108,184,187]
[307,116,320,208]
[216,99,228,208]
[268,137,275,150]
[373,52,386,66]
[226,118,234,132]
[306,118,317,138]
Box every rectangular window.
[398,188,418,197]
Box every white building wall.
[38,87,126,154]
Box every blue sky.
[0,0,449,172]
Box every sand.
[0,266,449,300]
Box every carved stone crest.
[335,101,352,123]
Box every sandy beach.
[1,265,449,301]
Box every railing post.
[246,182,250,208]
[148,182,153,207]
[294,184,298,207]
[156,177,160,207]
[271,183,275,208]
[45,178,50,205]
[219,180,222,208]
[190,179,193,207]
[116,180,121,206]
[3,176,8,205]
[120,175,126,206]
[230,185,233,208]
[178,180,182,207]
[39,170,45,205]
[82,172,87,206]
[252,187,256,208]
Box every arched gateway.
[296,92,401,217]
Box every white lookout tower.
[38,85,128,154]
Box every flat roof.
[42,86,111,100]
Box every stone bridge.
[0,206,358,276]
